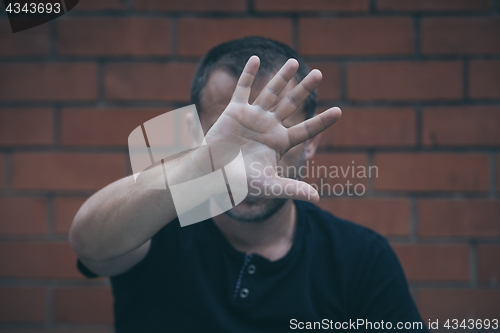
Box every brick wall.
[1,0,499,331]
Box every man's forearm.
[69,160,177,263]
[68,151,216,263]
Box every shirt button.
[247,264,256,275]
[240,288,249,298]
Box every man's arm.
[69,160,178,276]
[70,151,227,276]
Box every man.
[70,36,428,332]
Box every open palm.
[198,56,341,203]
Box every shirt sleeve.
[348,235,429,332]
[75,221,167,280]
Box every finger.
[287,107,342,148]
[231,55,260,104]
[271,177,320,203]
[273,69,322,121]
[253,58,299,111]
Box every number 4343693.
[5,2,62,14]
[444,319,498,330]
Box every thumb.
[272,177,320,203]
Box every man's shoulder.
[298,200,383,239]
[297,200,390,256]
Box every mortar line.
[469,240,478,287]
[489,152,497,198]
[409,196,418,242]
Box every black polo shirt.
[78,200,428,332]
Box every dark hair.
[190,36,316,119]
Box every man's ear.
[304,132,322,161]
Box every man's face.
[199,69,311,222]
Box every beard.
[224,197,287,223]
[223,145,307,223]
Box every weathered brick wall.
[0,0,499,331]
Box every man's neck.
[213,200,297,262]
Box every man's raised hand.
[201,55,342,202]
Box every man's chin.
[223,197,287,223]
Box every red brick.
[423,106,500,146]
[318,198,410,236]
[54,287,113,323]
[469,60,500,99]
[59,18,170,56]
[422,18,500,55]
[0,198,47,234]
[303,153,368,194]
[105,63,196,102]
[0,22,48,56]
[12,153,125,191]
[0,63,97,101]
[75,0,126,10]
[299,18,413,56]
[255,0,368,12]
[378,0,491,11]
[418,289,500,321]
[308,62,341,101]
[347,61,462,101]
[418,200,500,237]
[135,0,246,11]
[393,244,469,281]
[373,153,489,192]
[0,109,53,145]
[0,288,45,322]
[0,242,80,279]
[177,18,292,57]
[55,197,88,234]
[62,108,170,146]
[478,245,500,283]
[320,107,416,147]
